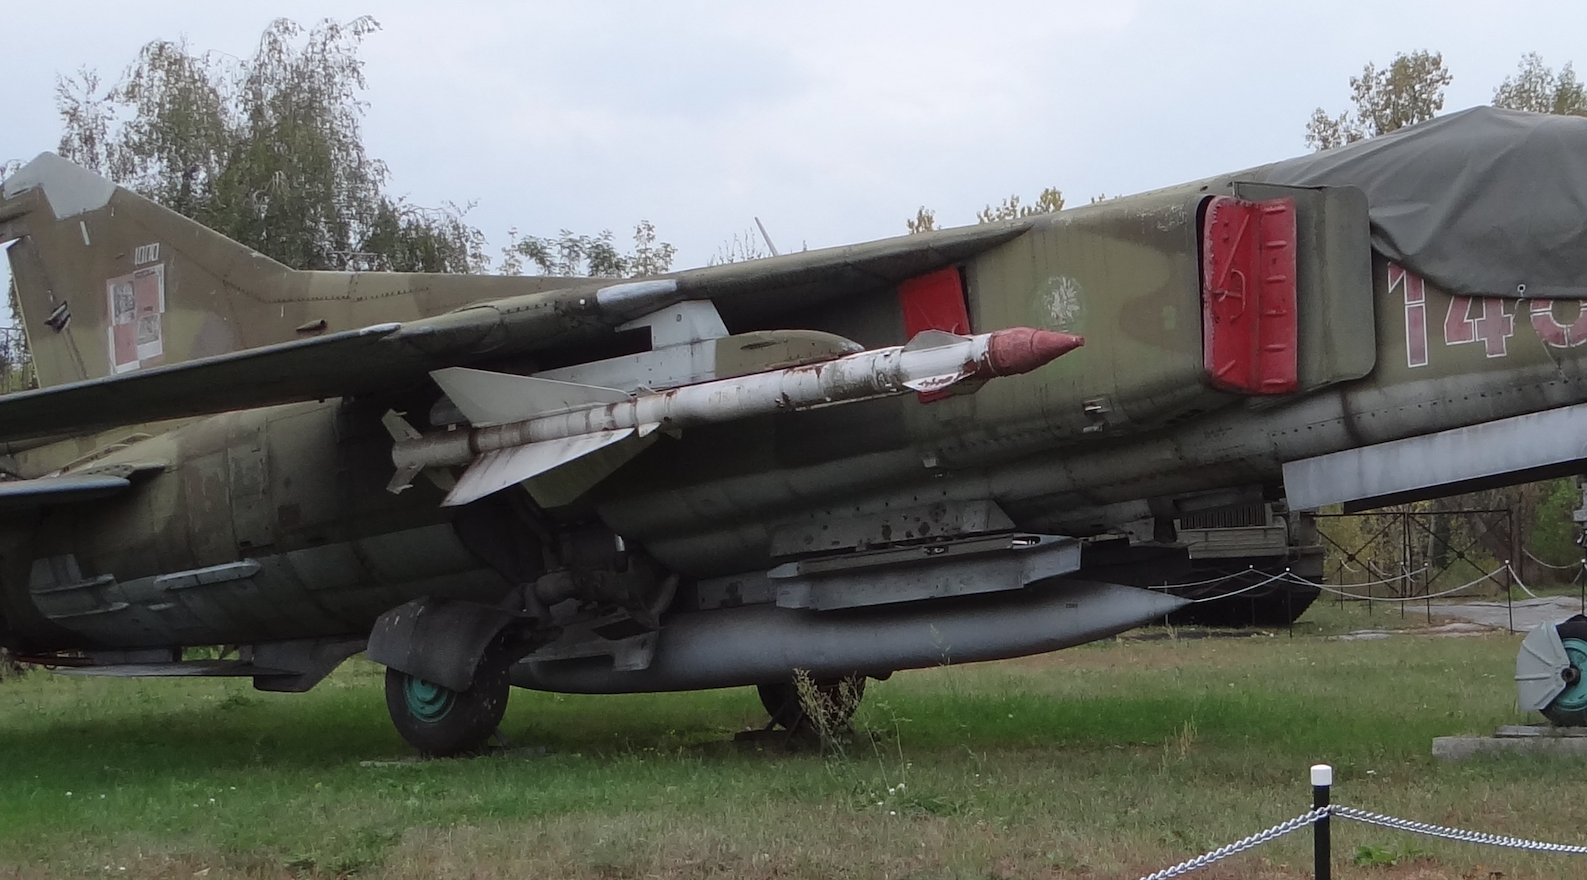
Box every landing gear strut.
[383,653,511,757]
[757,674,867,734]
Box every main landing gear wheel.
[1542,615,1587,728]
[384,655,511,757]
[757,674,866,733]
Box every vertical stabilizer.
[0,153,583,390]
[0,154,293,388]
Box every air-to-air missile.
[390,326,1084,506]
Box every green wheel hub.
[402,676,457,722]
[1557,638,1587,714]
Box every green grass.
[2,619,1585,879]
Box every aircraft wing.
[0,221,1030,443]
[0,473,132,511]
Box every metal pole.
[1287,571,1294,638]
[1505,559,1515,633]
[1399,511,1408,621]
[1312,763,1333,880]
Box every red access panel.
[1201,195,1299,395]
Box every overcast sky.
[5,0,1587,318]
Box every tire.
[384,654,511,757]
[757,675,866,732]
[1542,615,1587,728]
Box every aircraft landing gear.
[758,674,866,734]
[383,654,511,757]
[1542,616,1587,728]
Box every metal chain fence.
[1135,807,1330,880]
[1331,805,1587,855]
[1135,765,1587,880]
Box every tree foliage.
[905,207,937,235]
[905,187,1063,233]
[977,187,1064,224]
[54,17,486,273]
[709,227,773,265]
[1305,50,1452,151]
[500,220,677,277]
[0,308,32,393]
[1529,478,1582,568]
[1493,53,1587,116]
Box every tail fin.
[0,153,573,390]
[0,153,296,387]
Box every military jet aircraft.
[3,106,1586,755]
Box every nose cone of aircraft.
[982,327,1085,377]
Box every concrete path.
[1426,595,1586,632]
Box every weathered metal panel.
[769,534,1082,611]
[767,499,1015,558]
[283,543,366,592]
[180,450,236,565]
[354,524,506,585]
[227,424,272,551]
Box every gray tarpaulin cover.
[1252,106,1587,299]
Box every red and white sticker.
[106,263,165,374]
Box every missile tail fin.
[901,328,968,352]
[431,367,629,427]
[442,429,636,507]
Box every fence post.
[1312,763,1332,880]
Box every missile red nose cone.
[983,327,1085,376]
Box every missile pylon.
[389,326,1083,507]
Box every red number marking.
[1443,295,1476,344]
[1472,298,1515,357]
[1529,299,1587,348]
[1393,264,1428,368]
[1443,295,1514,357]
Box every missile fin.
[903,370,972,393]
[901,329,968,351]
[442,428,636,507]
[430,367,630,427]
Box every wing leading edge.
[0,221,1032,443]
[0,473,132,511]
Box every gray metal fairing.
[1256,106,1587,299]
[512,579,1188,694]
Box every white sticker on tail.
[106,263,165,373]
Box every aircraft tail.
[0,153,575,391]
[0,153,303,389]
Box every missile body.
[392,326,1082,506]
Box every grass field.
[3,603,1586,879]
